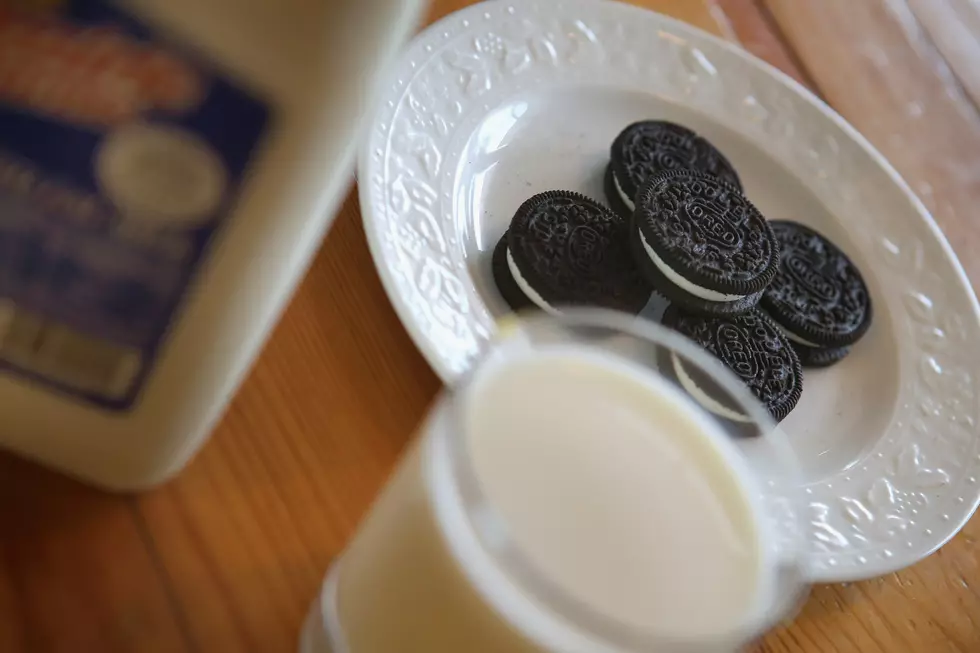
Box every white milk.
[0,0,424,489]
[309,345,772,652]
[465,347,768,640]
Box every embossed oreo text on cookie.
[507,191,650,314]
[634,170,778,293]
[664,306,803,422]
[566,224,605,273]
[763,221,872,347]
[613,121,742,194]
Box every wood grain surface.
[2,1,980,652]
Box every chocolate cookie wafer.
[661,304,803,423]
[630,170,778,316]
[606,120,742,217]
[761,221,872,367]
[492,191,651,314]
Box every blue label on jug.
[0,2,270,409]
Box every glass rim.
[437,308,806,652]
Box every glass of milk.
[301,310,810,653]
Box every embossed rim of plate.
[357,0,980,582]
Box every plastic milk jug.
[0,0,426,489]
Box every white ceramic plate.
[358,0,980,582]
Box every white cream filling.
[671,353,751,423]
[770,321,819,348]
[638,230,746,302]
[612,170,635,212]
[505,248,562,315]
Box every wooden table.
[3,1,980,651]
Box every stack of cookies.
[492,120,873,424]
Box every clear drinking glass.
[301,309,809,653]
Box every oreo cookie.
[606,120,741,217]
[662,305,803,423]
[492,191,650,315]
[630,170,778,316]
[761,221,872,367]
[492,232,534,312]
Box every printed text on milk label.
[0,1,270,409]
